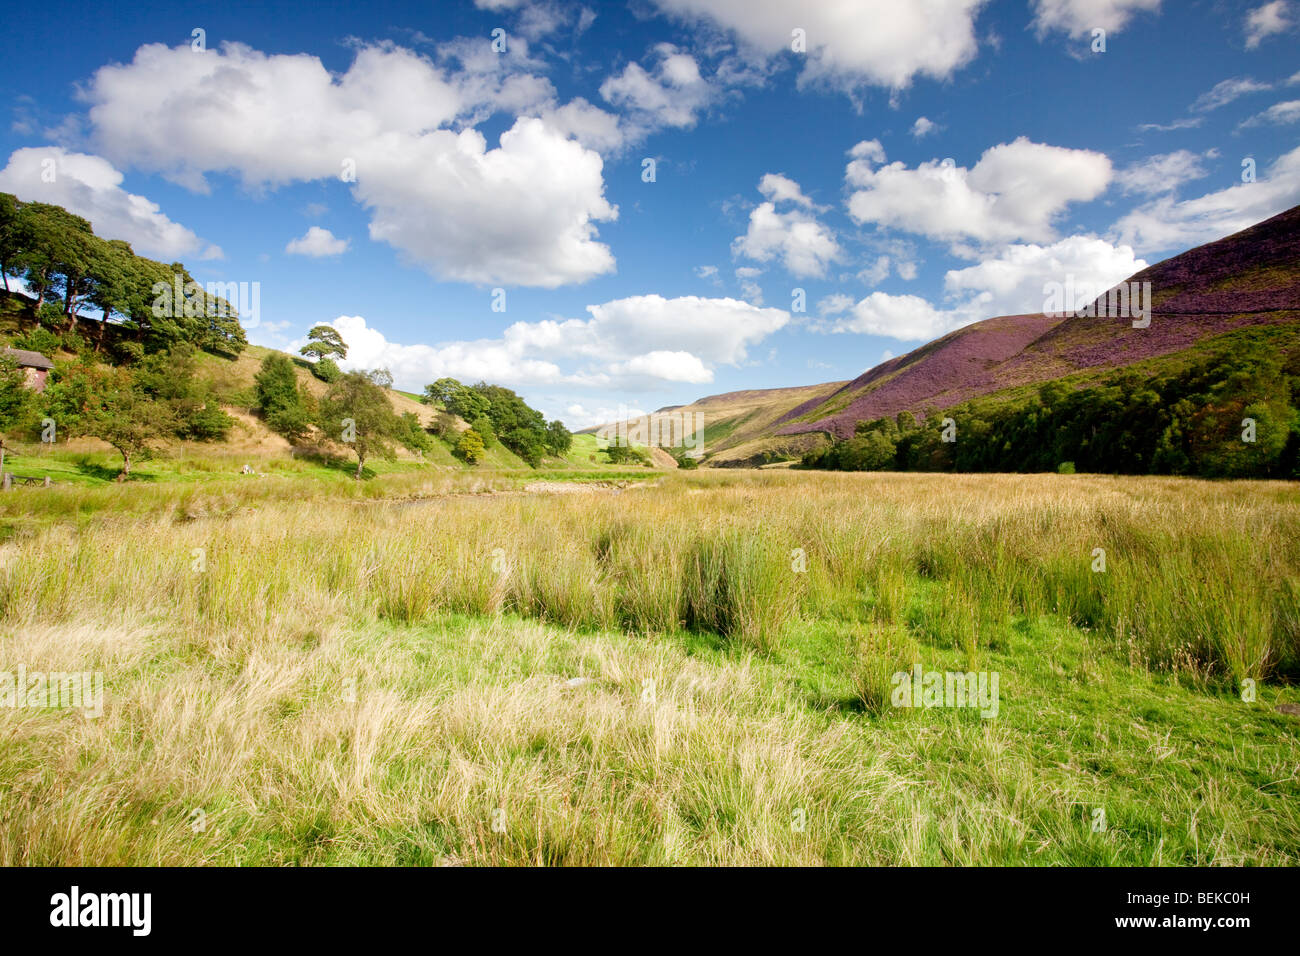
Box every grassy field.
[1,469,1297,865]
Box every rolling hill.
[594,203,1300,467]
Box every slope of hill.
[775,204,1300,443]
[589,204,1300,465]
[582,381,846,466]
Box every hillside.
[0,291,655,474]
[582,381,845,467]
[592,204,1300,466]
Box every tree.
[423,377,490,423]
[396,411,433,457]
[14,203,94,317]
[300,324,348,361]
[456,428,485,464]
[0,193,20,294]
[255,353,311,444]
[79,367,177,480]
[544,419,573,456]
[319,370,402,478]
[136,344,233,441]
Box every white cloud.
[943,235,1147,312]
[1115,150,1211,195]
[599,44,714,133]
[563,402,648,431]
[82,41,617,287]
[849,139,887,165]
[0,146,220,260]
[845,137,1112,248]
[1112,145,1300,253]
[1191,76,1272,112]
[474,0,578,41]
[285,226,349,257]
[817,292,854,316]
[826,235,1145,340]
[1245,1,1294,48]
[733,175,841,277]
[1137,117,1204,132]
[539,98,626,153]
[911,116,939,138]
[857,255,893,286]
[757,172,819,208]
[1239,99,1300,127]
[612,350,713,383]
[649,0,988,91]
[1031,0,1161,37]
[325,295,790,393]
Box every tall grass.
[2,471,1297,680]
[2,470,1298,865]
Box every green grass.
[0,469,1296,865]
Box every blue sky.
[1,0,1297,427]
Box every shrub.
[456,429,485,464]
[1057,461,1076,474]
[311,357,341,383]
[13,327,59,356]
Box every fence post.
[2,473,11,492]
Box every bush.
[255,354,311,444]
[311,357,341,383]
[13,326,59,356]
[605,443,651,466]
[456,429,485,464]
[1057,461,1076,474]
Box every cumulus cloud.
[649,0,987,91]
[539,97,626,153]
[911,116,939,138]
[757,172,820,208]
[0,146,219,260]
[474,0,582,41]
[1191,76,1272,112]
[844,137,1112,249]
[824,235,1146,340]
[1112,145,1300,253]
[1115,150,1212,195]
[81,41,617,287]
[1245,1,1293,48]
[733,175,840,277]
[285,226,349,257]
[323,295,790,393]
[599,44,714,134]
[1031,0,1161,37]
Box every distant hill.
[591,204,1300,467]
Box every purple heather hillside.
[778,204,1300,440]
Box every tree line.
[802,340,1300,479]
[421,377,571,466]
[0,192,246,360]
